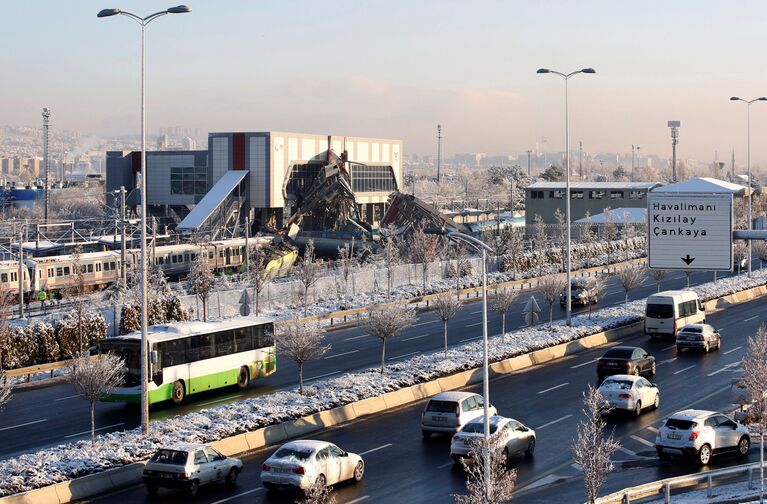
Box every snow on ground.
[643,479,762,503]
[1,267,765,496]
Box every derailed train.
[0,237,298,300]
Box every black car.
[597,346,656,380]
[559,281,597,307]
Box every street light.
[730,96,767,278]
[631,145,640,182]
[537,67,596,326]
[98,5,191,435]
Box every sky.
[3,0,767,164]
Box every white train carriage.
[0,260,31,298]
[27,251,121,294]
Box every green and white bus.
[100,317,276,405]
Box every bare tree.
[337,242,357,298]
[382,226,401,299]
[296,480,337,504]
[554,207,567,271]
[362,304,416,374]
[296,240,320,317]
[585,276,606,320]
[65,247,88,352]
[0,371,12,410]
[68,351,126,445]
[249,238,268,315]
[491,287,519,340]
[540,274,567,328]
[432,292,462,357]
[603,207,617,268]
[756,241,767,271]
[453,435,517,504]
[741,325,767,501]
[735,241,749,275]
[571,384,620,504]
[533,214,548,276]
[408,221,440,292]
[187,251,215,321]
[581,211,594,244]
[448,243,471,296]
[274,320,329,395]
[651,269,667,293]
[614,265,645,309]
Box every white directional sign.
[647,192,732,271]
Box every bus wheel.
[237,367,250,389]
[172,380,185,405]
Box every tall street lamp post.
[730,96,767,278]
[537,67,596,326]
[97,5,191,435]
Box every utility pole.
[245,215,250,283]
[578,140,583,178]
[42,108,51,223]
[526,149,532,176]
[436,124,442,184]
[668,121,680,182]
[17,229,24,319]
[120,186,127,288]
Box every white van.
[644,290,705,337]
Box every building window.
[571,191,584,199]
[170,165,207,195]
[350,164,397,193]
[530,190,544,199]
[549,190,564,199]
[285,162,324,198]
[590,190,605,199]
[610,191,624,200]
[629,191,643,200]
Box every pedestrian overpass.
[177,170,249,240]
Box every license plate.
[159,473,173,479]
[273,467,292,473]
[606,362,617,367]
[432,416,447,422]
[667,433,681,440]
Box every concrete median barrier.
[211,433,251,457]
[382,387,417,409]
[351,396,387,418]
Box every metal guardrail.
[5,354,99,382]
[595,461,766,504]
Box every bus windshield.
[100,340,140,379]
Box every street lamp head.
[167,5,191,13]
[730,96,741,101]
[536,68,550,74]
[581,68,596,74]
[97,8,121,17]
[758,97,767,101]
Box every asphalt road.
[81,276,767,504]
[0,260,754,461]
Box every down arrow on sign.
[681,254,695,265]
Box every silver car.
[421,391,497,439]
[142,443,243,496]
[450,415,536,464]
[676,323,721,353]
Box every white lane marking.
[658,357,677,366]
[606,290,622,295]
[0,419,47,432]
[708,362,740,377]
[198,394,243,407]
[661,345,676,351]
[390,351,419,361]
[570,463,581,471]
[402,333,429,342]
[346,497,370,504]
[64,422,125,439]
[536,414,573,430]
[414,320,440,327]
[465,322,482,328]
[618,446,638,457]
[359,443,392,456]
[305,370,342,382]
[437,461,454,469]
[343,334,368,341]
[324,350,359,360]
[210,487,265,504]
[471,310,483,315]
[538,382,569,394]
[724,345,743,355]
[745,315,760,322]
[460,336,481,342]
[630,435,655,447]
[646,426,658,433]
[673,365,696,375]
[570,358,598,369]
[55,394,83,401]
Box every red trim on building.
[232,133,246,170]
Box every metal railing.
[595,462,767,504]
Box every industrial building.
[107,131,403,237]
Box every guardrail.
[5,355,98,383]
[595,461,766,503]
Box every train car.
[27,251,121,295]
[0,260,31,299]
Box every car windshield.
[603,348,634,359]
[427,400,457,413]
[150,449,188,465]
[273,447,314,461]
[646,303,674,319]
[665,418,696,430]
[681,327,703,333]
[600,380,633,390]
[461,422,499,434]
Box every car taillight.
[618,393,632,399]
[262,463,271,472]
[456,404,461,418]
[178,472,189,480]
[689,431,699,441]
[697,336,705,341]
[292,466,305,475]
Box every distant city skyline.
[3,1,767,165]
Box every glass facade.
[285,162,324,197]
[350,163,396,193]
[171,166,207,195]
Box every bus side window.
[189,334,214,362]
[216,330,235,356]
[261,324,275,347]
[234,327,251,352]
[163,339,187,367]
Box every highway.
[0,262,752,462]
[80,278,767,504]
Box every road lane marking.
[465,322,482,328]
[437,462,454,469]
[359,443,392,456]
[64,422,126,439]
[390,351,419,361]
[708,362,740,377]
[570,358,598,369]
[745,315,760,322]
[471,310,483,314]
[305,370,342,382]
[538,382,568,394]
[325,350,359,360]
[402,333,429,342]
[646,426,658,433]
[460,336,481,342]
[658,357,677,366]
[346,497,369,504]
[606,290,621,295]
[0,419,47,432]
[661,345,676,351]
[724,346,743,355]
[210,488,265,504]
[536,414,573,430]
[673,365,696,375]
[55,394,82,401]
[630,435,655,447]
[618,447,638,457]
[343,334,368,341]
[414,320,439,327]
[198,394,243,407]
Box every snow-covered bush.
[58,311,107,357]
[31,322,58,364]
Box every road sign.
[523,295,541,327]
[647,192,732,271]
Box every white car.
[421,391,498,438]
[655,409,751,465]
[598,375,660,416]
[142,443,242,496]
[450,416,536,464]
[261,440,364,492]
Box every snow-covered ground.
[643,479,762,503]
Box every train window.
[191,253,197,261]
[219,250,224,258]
[184,253,190,262]
[208,251,214,260]
[1,273,7,283]
[111,262,116,270]
[172,255,178,264]
[56,267,63,276]
[158,257,164,265]
[96,263,101,272]
[87,264,94,273]
[10,272,16,282]
[80,265,87,274]
[64,267,70,276]
[48,268,54,277]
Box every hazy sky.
[3,1,767,164]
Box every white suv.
[421,392,497,439]
[655,409,750,465]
